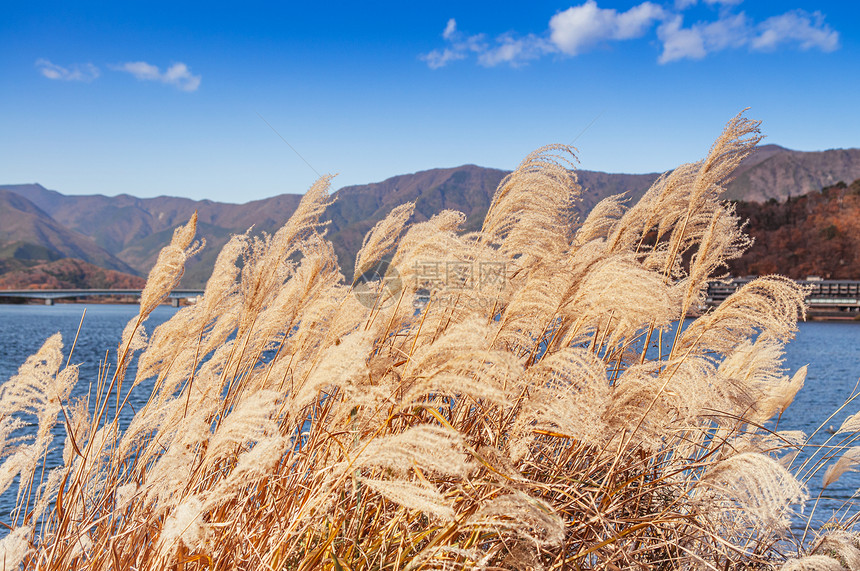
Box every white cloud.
[422,48,466,69]
[421,19,488,69]
[702,12,750,50]
[112,61,201,91]
[658,12,750,62]
[423,2,664,68]
[478,34,551,67]
[443,18,457,41]
[657,16,706,62]
[548,2,617,54]
[658,8,837,63]
[422,3,839,68]
[549,1,665,55]
[36,59,100,82]
[117,61,161,80]
[162,63,201,91]
[615,3,667,39]
[752,10,839,52]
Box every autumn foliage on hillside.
[0,258,146,290]
[728,179,860,279]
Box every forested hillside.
[0,258,146,290]
[728,179,860,279]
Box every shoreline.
[3,298,859,322]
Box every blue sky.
[1,0,857,203]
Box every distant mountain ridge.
[0,190,137,274]
[725,144,860,202]
[2,143,859,288]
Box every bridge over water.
[0,289,204,306]
[2,281,858,318]
[707,279,860,320]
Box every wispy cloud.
[421,1,840,68]
[479,33,552,67]
[752,10,839,52]
[657,12,750,63]
[549,1,666,55]
[36,58,203,91]
[657,16,707,62]
[111,61,201,91]
[35,59,100,82]
[658,9,838,62]
[421,19,487,69]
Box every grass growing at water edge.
[2,111,860,569]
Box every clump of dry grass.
[2,111,858,570]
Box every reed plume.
[2,111,858,570]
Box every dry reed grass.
[2,111,859,570]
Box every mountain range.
[1,144,859,288]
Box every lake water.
[1,304,859,540]
[0,304,179,521]
[768,320,860,538]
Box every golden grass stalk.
[2,111,859,570]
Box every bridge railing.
[706,278,860,319]
[0,289,204,306]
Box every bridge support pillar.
[44,298,54,306]
[171,298,180,308]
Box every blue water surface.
[0,304,858,543]
[0,303,178,518]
